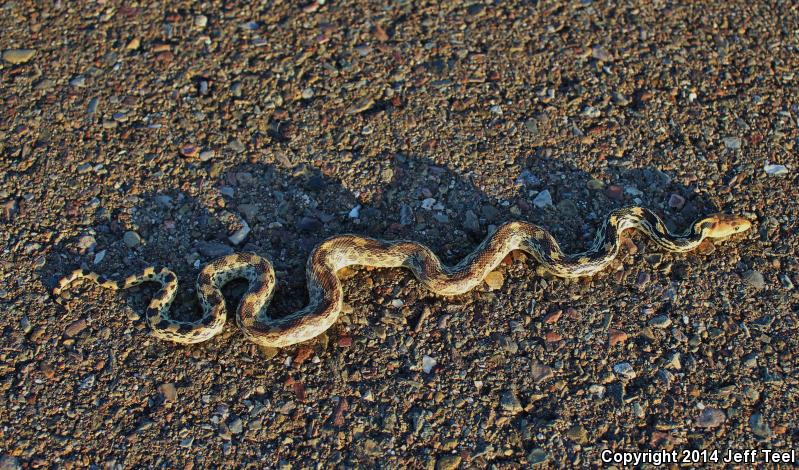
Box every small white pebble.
[764,163,789,176]
[422,355,437,374]
[420,198,436,210]
[613,362,636,379]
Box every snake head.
[699,213,752,239]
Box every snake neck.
[616,207,707,252]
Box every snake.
[53,207,751,348]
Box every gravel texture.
[1,1,798,468]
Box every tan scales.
[53,207,751,348]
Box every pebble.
[543,310,561,324]
[517,169,541,187]
[35,79,55,90]
[435,455,461,470]
[608,329,628,346]
[663,352,681,370]
[668,194,686,210]
[605,185,624,201]
[612,91,630,106]
[722,136,742,150]
[742,353,758,368]
[196,241,234,258]
[524,119,539,135]
[764,163,789,176]
[228,139,245,153]
[532,190,553,209]
[77,234,97,252]
[297,216,322,232]
[2,200,18,221]
[566,425,588,444]
[647,315,672,329]
[0,455,22,470]
[749,412,771,439]
[87,97,100,115]
[499,391,523,414]
[696,408,726,428]
[779,273,794,290]
[742,270,766,290]
[305,175,327,191]
[2,49,36,64]
[228,416,244,435]
[624,186,643,197]
[743,386,760,402]
[636,271,650,289]
[70,76,87,87]
[123,231,142,247]
[587,179,605,190]
[235,204,257,224]
[530,362,553,383]
[159,383,178,402]
[463,210,479,233]
[497,336,518,354]
[613,362,636,379]
[180,145,199,157]
[484,271,504,290]
[657,368,674,387]
[591,45,612,61]
[65,319,87,337]
[422,355,437,374]
[228,219,251,245]
[527,448,548,466]
[582,105,600,118]
[19,316,32,334]
[346,97,374,114]
[400,204,414,225]
[199,149,216,162]
[194,15,208,28]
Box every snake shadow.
[41,150,724,353]
[38,150,742,459]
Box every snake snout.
[704,214,752,238]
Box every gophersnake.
[54,207,750,348]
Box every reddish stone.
[565,307,581,320]
[544,332,562,343]
[543,310,562,324]
[608,328,628,347]
[293,347,313,367]
[606,185,624,201]
[331,398,349,427]
[372,24,389,41]
[292,381,306,401]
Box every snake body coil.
[54,207,750,348]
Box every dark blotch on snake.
[178,324,193,335]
